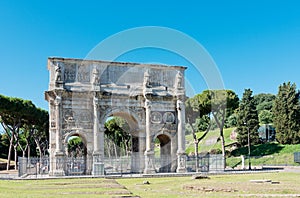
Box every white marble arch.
[45,57,187,176]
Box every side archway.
[64,132,87,175]
[154,132,173,172]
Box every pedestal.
[51,152,65,176]
[92,152,104,176]
[144,151,156,174]
[176,152,187,173]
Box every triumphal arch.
[45,57,186,176]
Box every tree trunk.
[213,111,226,169]
[194,141,199,172]
[1,122,14,170]
[220,128,226,169]
[14,144,17,170]
[35,139,42,158]
[7,135,14,170]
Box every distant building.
[258,124,276,142]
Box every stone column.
[139,131,146,173]
[92,95,104,175]
[54,95,62,153]
[53,94,65,176]
[145,99,151,152]
[93,96,100,153]
[176,99,186,173]
[99,125,105,157]
[144,99,156,174]
[171,134,178,172]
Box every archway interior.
[104,116,132,158]
[66,134,87,175]
[67,134,87,158]
[155,134,171,172]
[103,112,141,173]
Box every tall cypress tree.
[237,89,260,146]
[273,82,300,144]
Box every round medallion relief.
[163,112,175,124]
[151,111,162,123]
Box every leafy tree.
[273,82,300,144]
[194,115,210,132]
[253,93,275,124]
[253,93,276,113]
[186,90,239,169]
[258,110,273,124]
[225,112,238,128]
[0,94,49,170]
[185,97,211,171]
[207,90,239,159]
[237,89,260,146]
[104,117,131,157]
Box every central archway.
[102,110,144,174]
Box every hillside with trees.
[184,82,300,169]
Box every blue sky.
[0,0,300,110]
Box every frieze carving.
[77,64,90,82]
[64,63,76,83]
[149,69,161,87]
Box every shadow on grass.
[230,143,284,157]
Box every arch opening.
[66,134,87,175]
[155,134,172,173]
[103,112,142,174]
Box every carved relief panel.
[150,111,176,124]
[64,63,76,83]
[62,109,93,130]
[77,64,90,83]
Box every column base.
[176,152,187,173]
[144,151,156,174]
[92,152,104,176]
[51,152,66,176]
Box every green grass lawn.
[1,172,300,197]
[118,172,300,197]
[227,143,300,168]
[0,178,132,198]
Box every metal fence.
[186,154,225,172]
[18,157,49,177]
[18,154,226,177]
